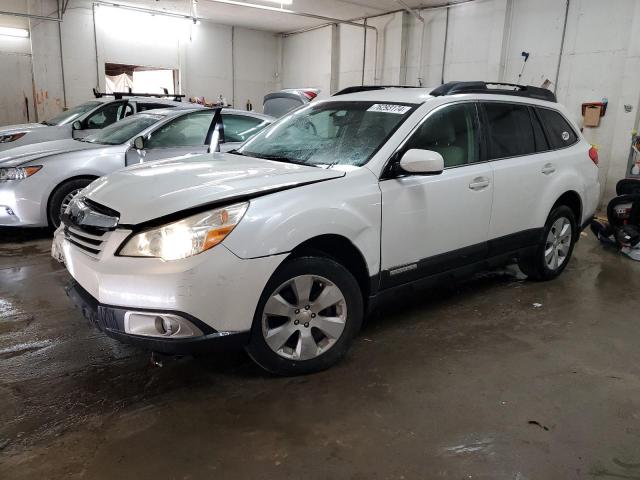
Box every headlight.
[118,202,249,261]
[0,132,26,143]
[0,166,42,181]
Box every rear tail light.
[588,146,599,166]
[302,90,318,101]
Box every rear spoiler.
[93,88,185,102]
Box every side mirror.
[399,149,444,175]
[133,136,145,150]
[72,120,82,131]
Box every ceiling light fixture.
[256,0,293,4]
[225,0,293,10]
[0,27,29,38]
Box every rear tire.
[518,205,577,281]
[47,179,93,229]
[246,256,363,376]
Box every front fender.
[223,169,382,276]
[29,150,125,221]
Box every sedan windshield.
[42,101,102,126]
[237,101,416,167]
[82,114,163,145]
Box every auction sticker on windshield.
[367,104,412,114]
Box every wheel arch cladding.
[289,234,371,300]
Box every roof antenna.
[517,51,530,84]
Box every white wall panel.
[233,27,281,112]
[281,26,333,95]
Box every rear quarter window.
[536,107,577,149]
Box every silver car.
[0,107,273,228]
[0,94,197,152]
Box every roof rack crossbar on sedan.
[92,88,185,102]
[332,85,424,96]
[430,81,557,102]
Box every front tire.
[47,179,93,229]
[246,256,363,376]
[518,205,577,281]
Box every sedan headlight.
[0,166,42,181]
[118,202,249,261]
[0,132,26,144]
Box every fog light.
[124,312,203,338]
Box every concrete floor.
[1,228,640,480]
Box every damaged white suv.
[54,82,600,375]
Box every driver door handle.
[469,176,490,191]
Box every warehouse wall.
[0,12,33,126]
[58,1,280,112]
[28,0,65,121]
[0,0,64,125]
[0,1,281,119]
[281,26,334,95]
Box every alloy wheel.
[60,188,83,218]
[261,274,347,361]
[544,217,572,270]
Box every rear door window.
[536,107,577,149]
[483,102,536,159]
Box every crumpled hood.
[0,138,98,167]
[0,123,46,135]
[83,153,346,225]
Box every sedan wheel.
[60,188,83,218]
[47,178,93,229]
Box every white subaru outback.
[53,82,600,375]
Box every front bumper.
[0,181,46,227]
[66,280,250,354]
[54,225,286,334]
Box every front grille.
[63,224,108,259]
[61,197,119,259]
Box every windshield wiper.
[251,153,319,167]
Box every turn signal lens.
[588,146,599,166]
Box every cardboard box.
[584,105,602,127]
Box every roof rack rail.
[92,88,185,102]
[333,85,424,96]
[430,81,556,102]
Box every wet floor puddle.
[0,339,53,360]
